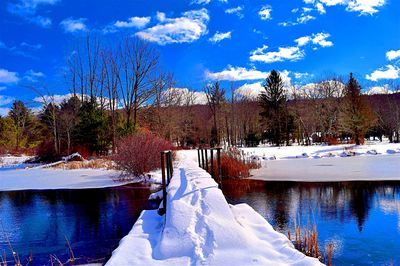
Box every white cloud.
[60,18,88,33]
[136,9,209,45]
[346,0,385,15]
[236,82,264,98]
[191,0,227,5]
[164,88,208,105]
[297,14,316,24]
[33,93,75,105]
[0,94,15,116]
[306,0,385,15]
[0,107,10,116]
[294,72,312,79]
[365,85,393,95]
[156,12,166,22]
[295,32,333,47]
[8,0,59,16]
[259,6,272,20]
[206,66,269,81]
[0,69,19,84]
[0,95,15,106]
[24,69,44,82]
[250,45,304,63]
[366,65,400,81]
[20,42,42,50]
[30,15,52,27]
[386,50,400,61]
[114,16,151,28]
[225,6,244,18]
[315,3,326,13]
[209,31,231,43]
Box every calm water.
[222,180,400,266]
[0,184,158,265]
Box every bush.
[211,153,260,179]
[113,132,174,177]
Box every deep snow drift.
[106,159,322,266]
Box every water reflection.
[0,184,158,265]
[222,180,400,265]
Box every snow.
[241,142,400,181]
[0,168,132,191]
[241,142,400,160]
[107,157,322,266]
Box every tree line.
[1,36,399,158]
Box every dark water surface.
[222,179,400,266]
[0,184,158,265]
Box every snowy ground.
[0,155,137,191]
[242,142,400,181]
[106,158,322,266]
[0,168,133,191]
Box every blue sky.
[0,0,400,114]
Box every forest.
[0,36,399,160]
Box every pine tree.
[259,70,291,146]
[339,73,375,145]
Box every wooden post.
[205,149,208,172]
[217,148,222,184]
[160,152,167,215]
[197,149,201,167]
[210,149,214,178]
[168,151,173,177]
[201,148,205,169]
[166,152,171,184]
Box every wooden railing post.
[168,151,173,178]
[217,147,222,184]
[205,149,208,172]
[197,149,201,167]
[160,152,167,215]
[210,149,214,178]
[201,148,205,169]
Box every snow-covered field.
[0,155,136,191]
[0,168,133,191]
[107,159,322,266]
[242,142,400,181]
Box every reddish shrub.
[211,154,257,178]
[36,140,59,162]
[113,132,174,177]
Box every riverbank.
[243,142,400,181]
[106,156,322,265]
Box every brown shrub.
[113,132,174,177]
[210,154,256,178]
[51,159,113,170]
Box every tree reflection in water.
[222,179,400,265]
[0,183,158,265]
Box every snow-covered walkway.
[106,158,322,265]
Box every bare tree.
[205,81,225,146]
[116,37,159,132]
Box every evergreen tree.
[339,73,375,145]
[259,70,292,146]
[74,98,111,155]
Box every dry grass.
[288,216,334,266]
[51,159,114,170]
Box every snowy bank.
[241,143,400,181]
[0,168,132,191]
[107,159,322,265]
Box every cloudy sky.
[0,0,399,114]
